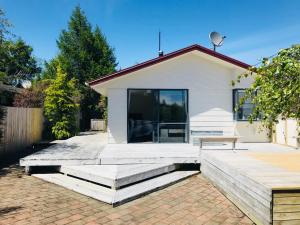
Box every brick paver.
[0,164,254,225]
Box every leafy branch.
[233,44,300,132]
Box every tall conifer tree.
[55,6,117,130]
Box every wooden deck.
[19,132,300,223]
[20,132,201,166]
[21,132,294,167]
[59,164,177,189]
[201,150,300,225]
[33,164,199,205]
[20,132,106,166]
[99,143,200,164]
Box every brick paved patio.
[0,164,253,225]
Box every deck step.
[113,170,199,204]
[33,170,199,205]
[33,173,115,203]
[60,164,177,189]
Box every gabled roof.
[88,44,250,86]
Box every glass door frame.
[127,88,189,143]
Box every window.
[127,89,188,143]
[158,90,188,143]
[233,89,256,121]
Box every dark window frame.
[232,88,259,121]
[127,88,189,143]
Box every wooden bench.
[195,136,241,150]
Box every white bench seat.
[195,136,241,149]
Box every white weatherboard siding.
[107,89,127,143]
[102,52,267,143]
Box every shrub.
[44,64,79,139]
[13,89,43,108]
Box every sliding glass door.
[127,90,157,143]
[158,90,188,143]
[127,89,188,143]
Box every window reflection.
[128,89,188,143]
[233,89,257,121]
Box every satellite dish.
[209,31,226,51]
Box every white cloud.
[223,24,300,65]
[228,42,295,66]
[222,24,300,52]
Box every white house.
[88,44,269,144]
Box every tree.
[40,57,61,80]
[44,64,79,139]
[54,6,117,130]
[0,106,4,141]
[0,8,40,83]
[57,6,95,83]
[99,95,107,129]
[0,9,8,138]
[0,8,12,43]
[0,7,11,80]
[92,26,116,76]
[233,44,300,131]
[0,39,41,84]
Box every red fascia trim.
[88,44,250,86]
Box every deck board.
[99,143,200,164]
[33,170,199,205]
[20,132,106,166]
[201,150,300,225]
[19,132,300,224]
[60,164,177,189]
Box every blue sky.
[1,0,300,69]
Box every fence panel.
[273,118,299,148]
[0,106,43,157]
[90,119,105,131]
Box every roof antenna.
[158,31,164,57]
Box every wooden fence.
[0,106,43,157]
[90,119,106,131]
[273,118,299,148]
